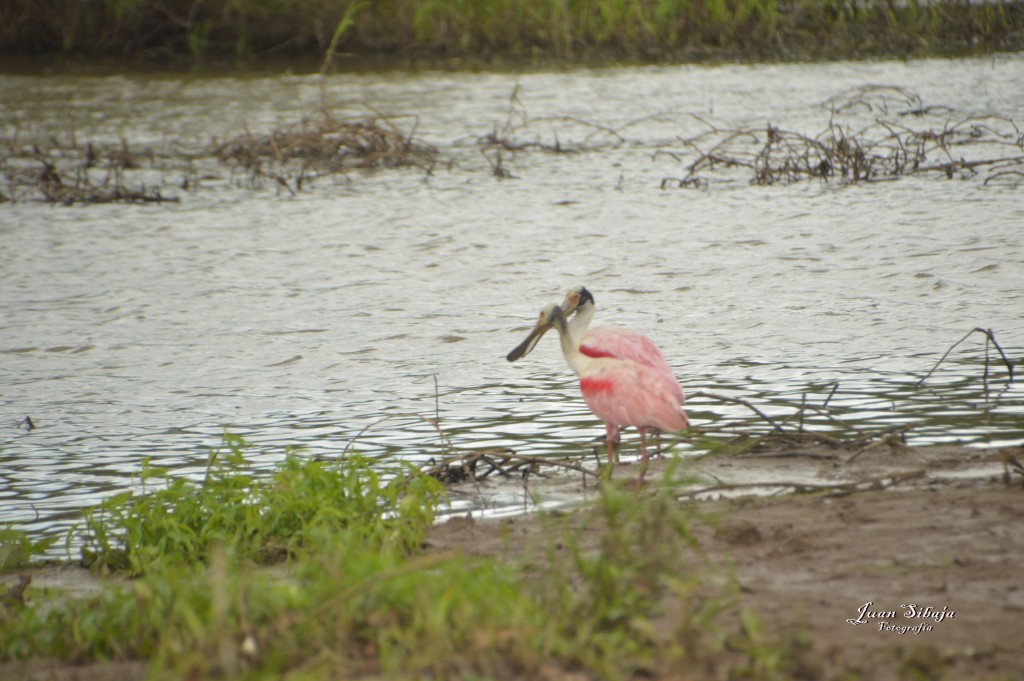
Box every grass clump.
[0,529,57,573]
[533,483,728,678]
[78,432,444,575]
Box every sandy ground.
[4,443,1023,680]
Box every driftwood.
[2,145,177,205]
[4,85,1021,203]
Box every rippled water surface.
[2,55,1023,550]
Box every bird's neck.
[568,304,594,346]
[556,319,593,376]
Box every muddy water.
[2,56,1023,553]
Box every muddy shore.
[426,443,1024,680]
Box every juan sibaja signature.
[847,602,956,634]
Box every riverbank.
[3,443,1021,680]
[2,0,1022,66]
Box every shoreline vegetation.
[2,432,1023,679]
[1,0,1023,67]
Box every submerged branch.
[914,327,1016,410]
[689,391,786,434]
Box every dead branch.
[477,86,625,155]
[688,391,786,433]
[212,110,436,189]
[914,328,1016,404]
[420,449,598,485]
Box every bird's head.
[560,285,594,318]
[506,303,567,362]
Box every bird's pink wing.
[582,326,684,401]
[579,361,689,433]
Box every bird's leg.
[599,433,615,482]
[606,423,621,464]
[636,428,650,486]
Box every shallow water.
[2,55,1023,554]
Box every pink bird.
[508,303,689,483]
[508,286,685,456]
[560,286,685,445]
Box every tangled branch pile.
[4,85,1022,203]
[662,86,1024,187]
[213,111,437,191]
[0,133,175,205]
[0,107,438,203]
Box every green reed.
[1,0,1020,61]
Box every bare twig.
[823,382,840,409]
[914,328,1015,405]
[689,391,786,433]
[477,86,625,156]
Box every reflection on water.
[1,55,1022,557]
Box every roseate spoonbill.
[508,286,685,454]
[559,286,683,397]
[509,304,689,484]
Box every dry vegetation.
[2,85,1022,204]
[0,133,176,205]
[211,110,437,192]
[660,85,1024,187]
[0,106,438,203]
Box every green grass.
[77,432,444,575]
[0,0,1020,63]
[0,528,57,572]
[0,432,809,679]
